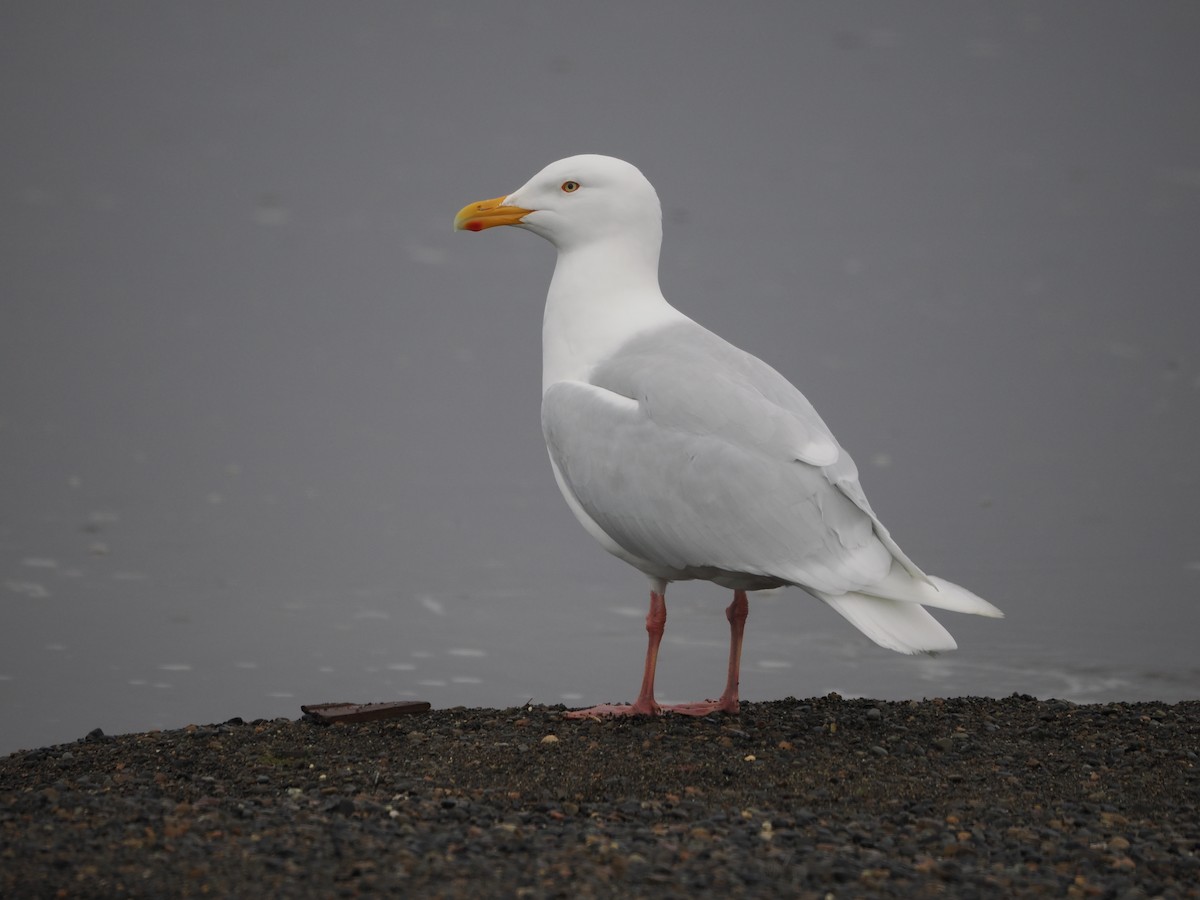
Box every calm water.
[3,4,1198,756]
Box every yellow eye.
[561,180,580,193]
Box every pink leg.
[664,590,748,716]
[566,588,749,719]
[565,584,667,718]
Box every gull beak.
[453,195,535,232]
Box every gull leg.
[565,580,667,718]
[567,588,750,719]
[665,590,748,716]
[717,589,749,711]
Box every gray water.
[2,4,1198,757]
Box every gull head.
[454,154,662,253]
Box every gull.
[454,155,1002,717]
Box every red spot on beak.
[466,221,483,232]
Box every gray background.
[2,3,1198,756]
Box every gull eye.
[561,180,580,193]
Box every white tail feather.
[814,563,1003,654]
[857,562,1004,618]
[817,592,957,654]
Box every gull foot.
[658,698,740,716]
[564,702,658,719]
[564,698,739,719]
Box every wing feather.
[541,319,1002,652]
[542,321,895,594]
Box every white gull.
[455,154,1002,717]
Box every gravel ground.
[2,695,1197,898]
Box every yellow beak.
[453,195,534,232]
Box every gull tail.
[814,562,1003,655]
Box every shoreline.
[3,695,1197,896]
